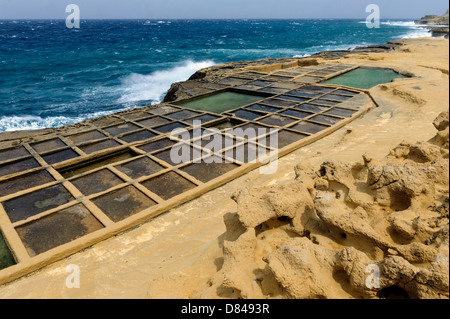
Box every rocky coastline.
[0,36,448,299]
[0,41,400,147]
[415,9,449,38]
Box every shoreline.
[0,40,401,145]
[0,36,448,298]
[0,17,439,136]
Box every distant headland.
[415,9,449,38]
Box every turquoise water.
[0,19,429,132]
[322,67,407,89]
[178,91,266,113]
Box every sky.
[0,0,448,19]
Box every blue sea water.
[0,19,430,132]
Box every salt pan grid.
[0,62,377,284]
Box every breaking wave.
[117,60,216,105]
[0,110,119,132]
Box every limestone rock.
[264,238,338,299]
[390,141,411,159]
[391,218,416,240]
[314,193,392,249]
[408,142,443,163]
[394,242,437,263]
[204,111,449,299]
[415,10,449,25]
[367,162,437,210]
[232,181,315,230]
[432,111,450,148]
[433,111,449,131]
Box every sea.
[0,19,432,132]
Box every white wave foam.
[381,20,430,38]
[400,29,431,39]
[359,20,432,39]
[358,20,422,27]
[0,115,82,132]
[0,60,216,132]
[117,60,216,105]
[293,53,312,58]
[381,21,418,27]
[0,109,122,132]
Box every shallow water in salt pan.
[322,67,407,89]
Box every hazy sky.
[0,0,448,19]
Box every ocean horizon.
[0,18,432,132]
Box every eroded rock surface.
[203,112,449,299]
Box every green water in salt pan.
[322,67,407,89]
[177,92,266,114]
[0,232,15,270]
